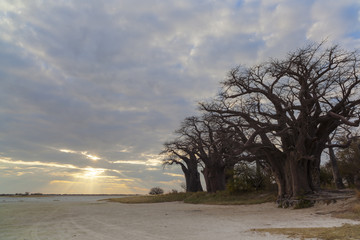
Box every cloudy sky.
[1,0,360,194]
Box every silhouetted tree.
[166,115,243,192]
[202,43,360,200]
[161,139,203,192]
[177,116,228,192]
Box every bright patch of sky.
[0,0,360,194]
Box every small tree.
[149,187,164,195]
[337,139,360,189]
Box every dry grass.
[106,192,188,204]
[106,191,276,205]
[255,224,360,240]
[333,190,360,220]
[350,190,360,218]
[353,203,360,214]
[183,191,276,205]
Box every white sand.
[0,196,358,240]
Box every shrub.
[149,187,164,195]
[320,164,334,188]
[170,189,178,194]
[227,162,275,193]
[336,139,360,188]
[293,199,315,209]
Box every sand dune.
[0,197,358,240]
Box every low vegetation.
[106,191,276,205]
[107,192,188,204]
[334,190,360,221]
[183,191,276,205]
[254,190,360,240]
[255,224,360,240]
[148,187,164,195]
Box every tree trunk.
[181,164,203,192]
[253,159,263,190]
[181,165,191,192]
[202,167,211,192]
[309,159,321,191]
[202,165,226,193]
[265,151,292,199]
[289,155,312,197]
[266,150,314,205]
[328,145,345,189]
[187,170,203,192]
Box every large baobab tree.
[202,43,360,200]
[166,115,241,193]
[177,116,228,192]
[161,139,203,192]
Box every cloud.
[58,149,101,161]
[0,0,359,194]
[308,1,360,40]
[164,173,184,178]
[0,157,78,169]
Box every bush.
[149,187,164,195]
[320,164,334,188]
[336,139,360,188]
[170,189,178,194]
[293,199,315,209]
[227,162,275,193]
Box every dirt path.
[0,198,358,240]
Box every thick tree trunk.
[328,146,345,189]
[289,155,312,197]
[265,151,292,199]
[202,167,211,192]
[181,164,203,192]
[181,165,191,192]
[187,170,203,192]
[202,165,226,193]
[267,150,314,205]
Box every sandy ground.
[0,196,359,240]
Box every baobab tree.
[161,138,203,192]
[164,115,242,192]
[176,116,229,192]
[202,43,360,200]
